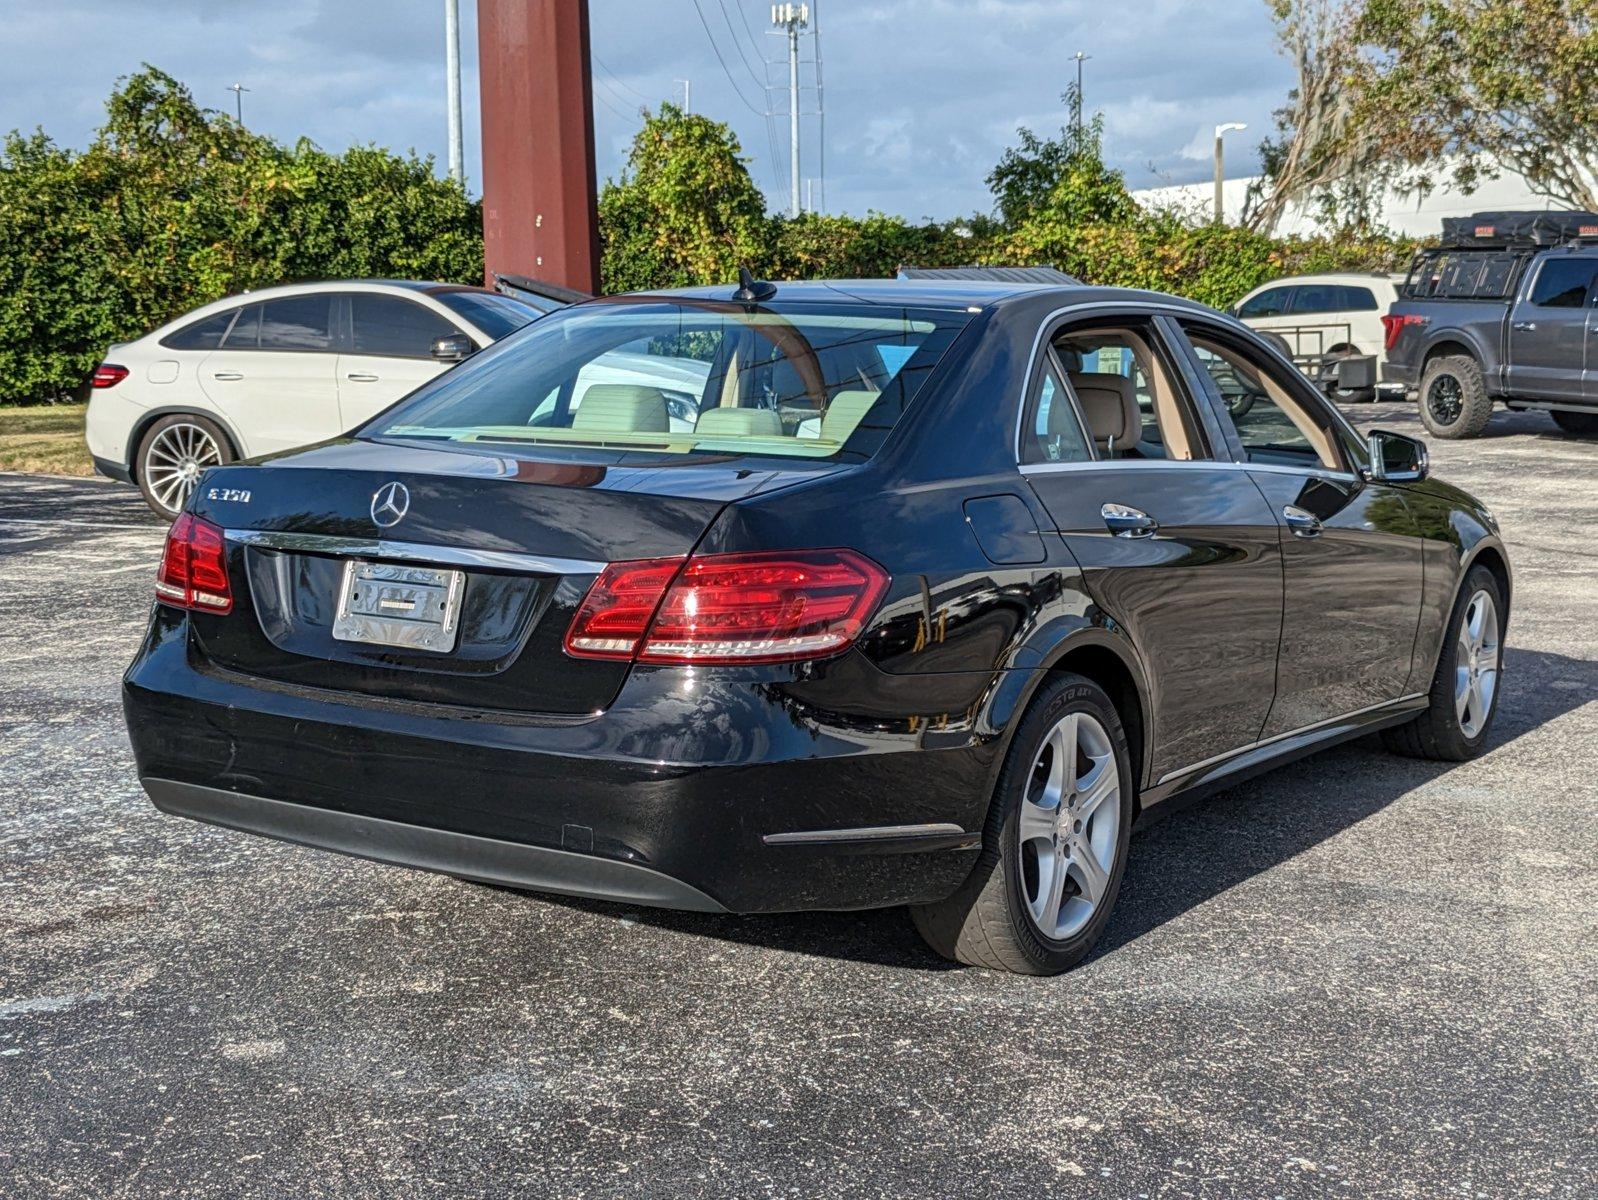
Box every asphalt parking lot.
[2,401,1594,1198]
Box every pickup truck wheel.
[1550,410,1598,437]
[1419,355,1493,439]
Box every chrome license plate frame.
[330,560,465,653]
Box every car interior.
[1027,322,1206,464]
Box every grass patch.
[0,403,94,476]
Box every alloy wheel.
[143,423,222,515]
[1016,711,1122,940]
[1455,590,1501,739]
[1426,374,1465,426]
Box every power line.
[591,50,652,106]
[716,0,768,92]
[727,0,791,199]
[690,0,766,116]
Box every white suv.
[1233,272,1404,402]
[85,280,549,517]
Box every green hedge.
[0,68,479,405]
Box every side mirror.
[430,333,476,363]
[1366,428,1429,483]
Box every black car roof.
[631,278,1220,316]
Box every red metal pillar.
[477,0,600,294]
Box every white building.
[1134,165,1575,238]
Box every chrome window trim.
[1011,299,1245,467]
[225,529,605,576]
[1155,691,1428,786]
[1019,458,1360,484]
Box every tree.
[986,85,1138,228]
[1246,0,1403,233]
[1356,0,1598,211]
[598,104,771,292]
[0,66,479,404]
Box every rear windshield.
[369,300,972,460]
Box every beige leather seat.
[693,407,784,437]
[1068,372,1141,456]
[571,385,669,434]
[820,390,878,442]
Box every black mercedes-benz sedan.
[123,278,1511,975]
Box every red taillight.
[1382,313,1427,351]
[91,363,129,389]
[155,513,233,615]
[564,549,890,665]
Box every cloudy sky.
[0,0,1293,220]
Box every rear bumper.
[144,777,728,911]
[123,610,1002,913]
[1381,360,1420,389]
[93,454,133,483]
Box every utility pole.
[444,0,464,185]
[773,3,808,217]
[675,78,691,112]
[227,82,250,124]
[1070,52,1089,136]
[1214,122,1247,224]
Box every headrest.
[693,407,784,437]
[572,385,669,433]
[820,390,878,442]
[1069,372,1139,449]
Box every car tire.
[1383,565,1505,762]
[1418,355,1493,439]
[1550,409,1598,437]
[910,673,1134,975]
[136,413,233,520]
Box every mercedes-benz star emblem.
[370,481,410,528]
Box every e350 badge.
[206,487,252,503]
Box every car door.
[197,293,341,454]
[1506,255,1598,400]
[336,292,463,427]
[1019,314,1285,784]
[1172,319,1425,737]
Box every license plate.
[331,560,465,653]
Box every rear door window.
[350,294,459,358]
[258,295,333,350]
[1528,259,1598,308]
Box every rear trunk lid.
[184,438,836,716]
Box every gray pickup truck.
[1384,210,1598,439]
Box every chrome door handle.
[1284,505,1323,538]
[1511,321,1537,332]
[346,373,380,382]
[1101,502,1158,538]
[212,371,244,381]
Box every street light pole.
[445,0,464,185]
[1213,122,1247,224]
[227,82,250,124]
[1071,52,1089,136]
